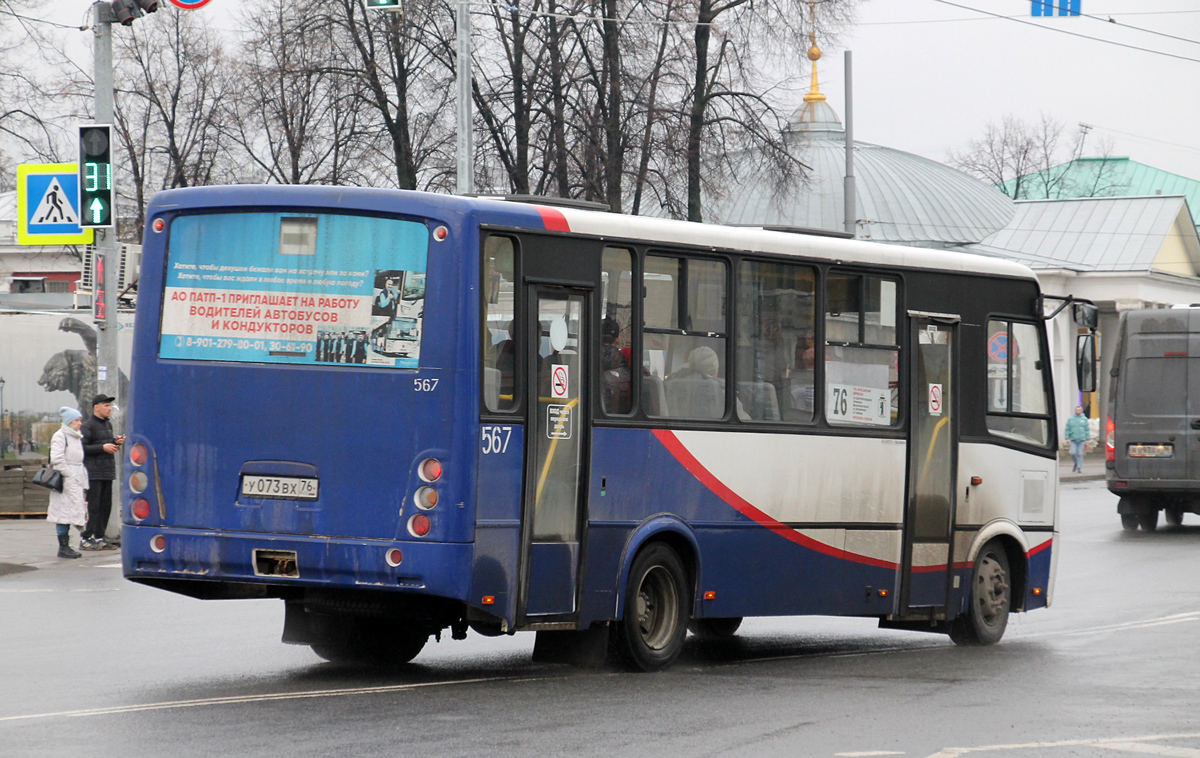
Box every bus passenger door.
[519,288,590,619]
[902,316,958,612]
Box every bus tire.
[311,622,427,667]
[1165,508,1184,527]
[1120,513,1139,531]
[615,542,689,672]
[949,541,1011,647]
[688,617,743,640]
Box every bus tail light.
[386,548,404,567]
[129,471,148,495]
[408,513,431,537]
[130,443,148,466]
[150,534,166,553]
[132,498,151,521]
[414,486,438,510]
[1106,416,1115,462]
[419,458,442,482]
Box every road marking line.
[836,752,906,756]
[0,676,543,723]
[925,732,1200,757]
[0,588,119,593]
[1099,743,1200,757]
[1018,612,1200,640]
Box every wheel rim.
[974,552,1009,626]
[635,566,679,650]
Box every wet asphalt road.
[3,480,1200,758]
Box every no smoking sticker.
[551,363,569,398]
[929,383,943,416]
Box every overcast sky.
[830,0,1200,180]
[39,0,1200,183]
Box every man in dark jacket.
[81,393,123,550]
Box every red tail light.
[419,458,442,482]
[130,443,148,466]
[131,498,151,521]
[408,513,431,537]
[1106,415,1115,462]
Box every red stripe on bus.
[535,206,570,232]
[1027,538,1052,557]
[651,429,899,569]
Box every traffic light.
[365,0,404,12]
[110,0,158,26]
[78,125,115,229]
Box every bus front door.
[902,316,958,612]
[519,288,590,619]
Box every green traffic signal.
[78,125,114,228]
[365,0,403,10]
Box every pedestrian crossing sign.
[16,163,95,246]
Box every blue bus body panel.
[125,187,555,608]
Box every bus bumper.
[121,524,472,601]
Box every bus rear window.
[160,212,429,369]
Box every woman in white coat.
[48,406,89,559]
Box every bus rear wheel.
[615,543,689,672]
[949,541,1010,646]
[688,617,743,640]
[311,621,428,667]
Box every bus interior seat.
[737,381,780,421]
[484,367,501,409]
[664,376,723,419]
[643,374,668,417]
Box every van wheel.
[1137,509,1159,532]
[949,541,1010,646]
[689,617,743,640]
[615,543,689,671]
[1120,513,1139,531]
[1165,508,1184,527]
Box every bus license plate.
[1128,444,1173,458]
[241,475,319,500]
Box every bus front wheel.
[615,543,689,672]
[949,541,1011,646]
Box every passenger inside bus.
[787,336,817,418]
[600,316,631,414]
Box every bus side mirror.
[1072,302,1099,330]
[1077,333,1097,393]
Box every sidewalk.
[1059,448,1107,483]
[0,520,120,576]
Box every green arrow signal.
[89,198,105,224]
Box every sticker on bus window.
[547,404,572,439]
[827,383,889,426]
[928,383,943,416]
[159,213,429,369]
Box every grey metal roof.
[698,104,1016,247]
[959,195,1200,273]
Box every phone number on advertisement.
[173,337,310,353]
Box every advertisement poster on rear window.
[159,213,428,368]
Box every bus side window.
[985,319,1051,446]
[483,236,518,413]
[600,247,633,415]
[825,273,900,427]
[643,255,728,420]
[735,259,816,422]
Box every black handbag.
[32,466,64,493]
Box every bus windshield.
[159,212,429,369]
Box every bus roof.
[147,185,1037,282]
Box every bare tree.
[949,114,1123,200]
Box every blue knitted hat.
[59,407,82,425]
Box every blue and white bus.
[122,186,1091,671]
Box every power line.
[1009,0,1200,49]
[930,0,1200,65]
[0,8,85,31]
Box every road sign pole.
[455,0,472,194]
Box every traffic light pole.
[92,2,120,408]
